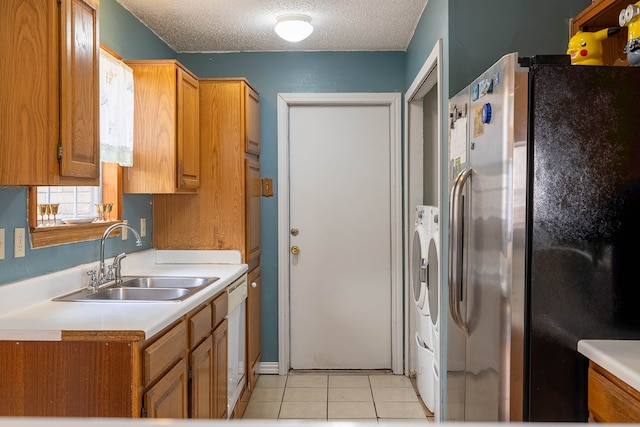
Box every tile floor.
[243,372,435,422]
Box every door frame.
[277,93,403,375]
[404,39,443,413]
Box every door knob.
[291,245,300,255]
[290,228,299,236]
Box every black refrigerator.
[446,52,640,422]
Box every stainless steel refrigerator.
[446,52,640,422]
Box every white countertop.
[577,339,640,392]
[0,249,247,341]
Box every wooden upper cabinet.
[245,86,261,155]
[246,155,261,271]
[124,60,200,194]
[0,0,100,185]
[178,68,200,190]
[153,79,261,269]
[571,0,631,65]
[60,0,100,178]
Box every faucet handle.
[107,265,115,281]
[86,270,98,291]
[112,252,127,284]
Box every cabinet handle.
[251,282,257,288]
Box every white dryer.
[411,206,440,345]
[410,205,440,414]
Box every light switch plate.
[262,178,274,197]
[140,218,146,237]
[14,228,25,258]
[121,220,128,240]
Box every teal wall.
[448,0,590,95]
[0,0,594,367]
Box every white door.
[287,103,393,369]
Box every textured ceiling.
[116,0,428,53]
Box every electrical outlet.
[14,228,25,258]
[140,218,147,237]
[0,228,5,260]
[122,219,128,240]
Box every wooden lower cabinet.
[0,290,229,419]
[0,339,139,417]
[213,319,229,418]
[247,266,262,391]
[144,358,189,418]
[588,361,640,422]
[190,336,213,418]
[190,313,228,419]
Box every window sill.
[30,221,122,248]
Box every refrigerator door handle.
[449,167,472,337]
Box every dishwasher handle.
[227,275,248,314]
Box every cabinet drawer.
[143,320,187,387]
[212,291,228,327]
[588,362,640,422]
[189,304,212,349]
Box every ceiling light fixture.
[275,14,313,42]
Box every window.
[36,185,102,226]
[28,163,123,248]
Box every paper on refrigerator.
[450,116,467,178]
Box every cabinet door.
[213,318,228,419]
[0,0,99,185]
[247,267,262,391]
[190,337,213,418]
[245,85,260,155]
[124,61,199,194]
[177,67,200,190]
[245,154,261,271]
[59,0,100,179]
[144,358,188,418]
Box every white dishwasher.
[226,274,248,418]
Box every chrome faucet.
[98,223,143,286]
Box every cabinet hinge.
[140,406,147,418]
[57,141,63,160]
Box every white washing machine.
[411,205,440,414]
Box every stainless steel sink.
[119,276,215,289]
[85,287,192,301]
[53,276,219,302]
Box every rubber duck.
[620,2,640,65]
[567,28,620,65]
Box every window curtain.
[99,48,134,166]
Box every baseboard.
[257,361,280,375]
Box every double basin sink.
[53,276,220,302]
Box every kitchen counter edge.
[577,339,640,393]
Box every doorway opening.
[404,39,444,418]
